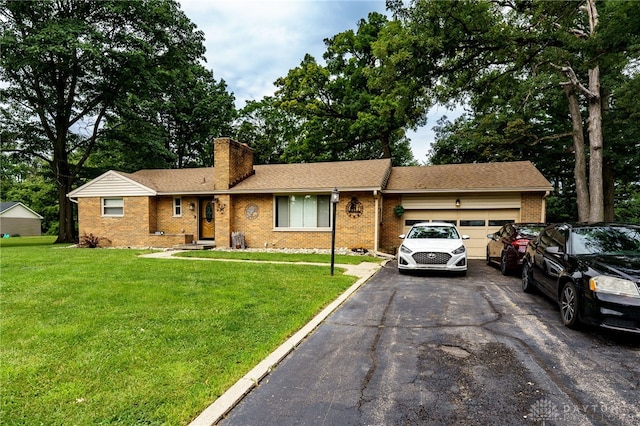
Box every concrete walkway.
[138,250,386,425]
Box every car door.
[533,228,567,296]
[487,225,505,262]
[531,228,554,296]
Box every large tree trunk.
[53,132,77,244]
[56,180,76,244]
[564,85,590,222]
[587,66,604,223]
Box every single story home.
[0,201,44,236]
[68,138,553,258]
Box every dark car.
[486,223,545,275]
[522,223,640,334]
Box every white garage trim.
[401,193,521,210]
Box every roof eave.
[228,187,384,195]
[383,187,554,194]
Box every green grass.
[174,249,381,264]
[0,235,57,247]
[0,237,360,425]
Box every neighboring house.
[68,138,553,258]
[0,202,44,236]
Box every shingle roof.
[0,202,19,213]
[123,168,216,194]
[231,159,392,192]
[386,161,552,193]
[73,159,551,196]
[0,201,43,218]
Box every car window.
[537,228,566,252]
[407,226,459,239]
[550,230,566,252]
[570,226,640,255]
[517,225,544,238]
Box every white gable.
[0,203,43,219]
[68,171,156,198]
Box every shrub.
[78,233,111,248]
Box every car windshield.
[570,226,640,255]
[407,225,460,239]
[517,225,545,238]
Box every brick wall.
[379,195,403,254]
[214,138,254,190]
[78,196,194,247]
[155,196,200,236]
[520,192,547,222]
[225,192,378,250]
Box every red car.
[486,223,545,275]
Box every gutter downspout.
[373,190,379,253]
[542,191,550,223]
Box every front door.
[199,198,215,240]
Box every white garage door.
[402,209,520,259]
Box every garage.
[381,161,552,256]
[400,194,522,259]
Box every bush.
[78,233,111,248]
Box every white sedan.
[397,222,470,276]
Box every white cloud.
[181,1,386,104]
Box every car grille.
[412,252,451,265]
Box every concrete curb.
[139,251,385,426]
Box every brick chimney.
[213,138,255,190]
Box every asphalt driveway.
[214,259,640,425]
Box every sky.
[179,0,460,163]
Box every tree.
[235,97,303,164]
[92,65,236,171]
[392,0,640,222]
[274,12,427,165]
[0,153,59,234]
[0,0,207,243]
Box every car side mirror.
[399,234,406,239]
[462,235,470,240]
[544,246,562,255]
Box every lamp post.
[330,187,340,276]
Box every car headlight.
[400,244,412,254]
[589,275,640,298]
[452,245,466,255]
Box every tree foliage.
[392,0,640,222]
[235,97,303,165]
[272,12,426,165]
[0,0,225,242]
[92,65,236,171]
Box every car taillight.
[513,239,529,252]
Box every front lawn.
[0,238,358,425]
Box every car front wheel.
[521,261,535,294]
[560,281,581,329]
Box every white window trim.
[102,197,124,217]
[273,194,333,231]
[173,197,182,217]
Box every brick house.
[68,138,553,258]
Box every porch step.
[173,241,216,250]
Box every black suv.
[522,223,640,333]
